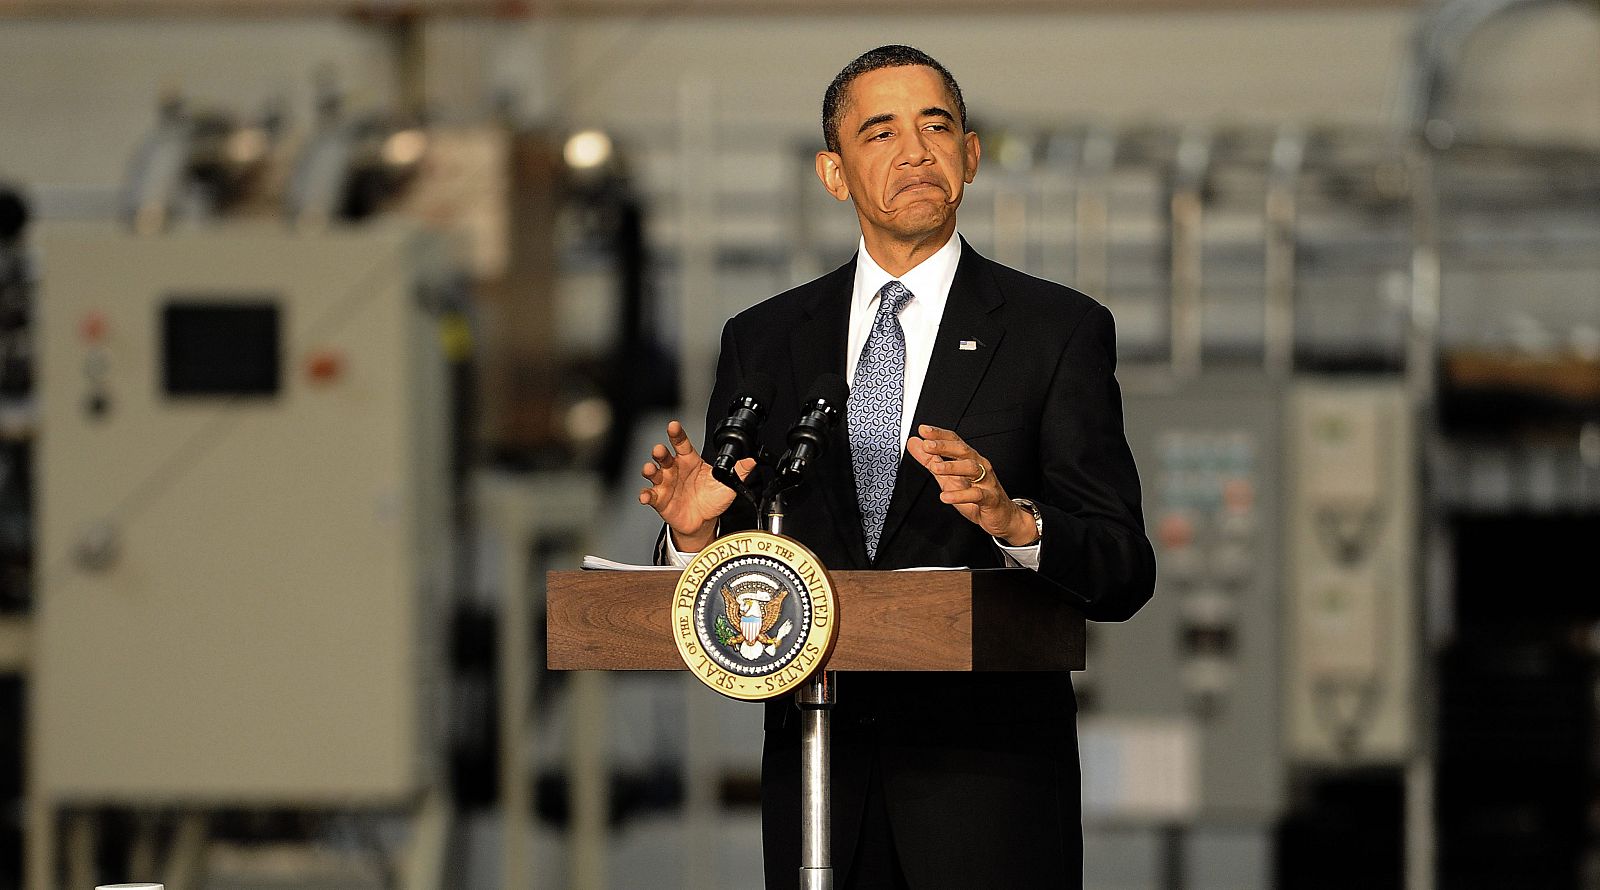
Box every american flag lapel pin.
[959,339,979,351]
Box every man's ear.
[962,131,982,185]
[815,151,851,202]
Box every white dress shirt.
[848,232,961,447]
[668,231,1041,569]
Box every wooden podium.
[547,566,1085,889]
[547,568,1086,672]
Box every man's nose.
[895,132,935,165]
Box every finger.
[667,420,697,456]
[916,430,973,458]
[928,458,984,479]
[905,436,940,469]
[939,487,986,505]
[921,438,972,460]
[651,442,676,469]
[641,461,659,480]
[909,438,966,490]
[734,456,757,480]
[638,488,653,505]
[917,424,962,441]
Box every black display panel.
[162,300,281,397]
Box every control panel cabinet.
[1093,372,1285,822]
[34,224,451,803]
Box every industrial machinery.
[1283,383,1416,765]
[29,222,455,890]
[1108,373,1284,888]
[121,92,284,236]
[22,72,692,887]
[286,78,427,232]
[1401,3,1600,887]
[1073,127,1293,890]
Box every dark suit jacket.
[664,241,1155,889]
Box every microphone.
[709,372,775,491]
[777,373,849,485]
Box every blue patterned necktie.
[850,280,914,561]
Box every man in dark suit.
[639,45,1155,890]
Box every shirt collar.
[853,231,963,314]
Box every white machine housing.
[35,223,451,804]
[1283,380,1416,763]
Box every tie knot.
[877,280,913,318]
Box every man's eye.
[926,123,948,132]
[872,131,892,140]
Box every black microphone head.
[775,372,849,486]
[712,371,777,491]
[806,372,848,410]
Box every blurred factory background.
[0,0,1597,888]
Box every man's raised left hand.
[906,424,1039,546]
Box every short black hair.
[822,45,969,154]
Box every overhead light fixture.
[381,128,428,168]
[226,126,269,165]
[564,129,614,171]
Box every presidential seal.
[672,530,837,701]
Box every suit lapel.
[877,242,1005,558]
[789,258,870,566]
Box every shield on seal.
[740,603,760,644]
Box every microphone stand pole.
[764,489,835,890]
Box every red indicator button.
[1222,478,1255,514]
[80,311,108,344]
[305,350,345,384]
[1158,512,1196,550]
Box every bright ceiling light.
[382,129,428,167]
[564,129,613,171]
[225,127,268,165]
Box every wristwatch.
[1009,497,1043,545]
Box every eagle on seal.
[720,575,795,660]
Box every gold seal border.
[671,530,837,701]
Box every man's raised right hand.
[638,420,755,553]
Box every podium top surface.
[547,568,1084,672]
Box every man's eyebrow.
[856,113,896,135]
[854,106,957,137]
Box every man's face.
[817,64,981,247]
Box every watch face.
[1014,499,1042,537]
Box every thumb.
[734,456,758,479]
